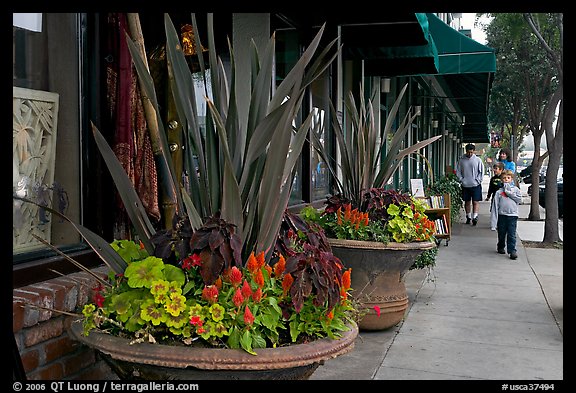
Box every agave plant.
[15,14,358,355]
[311,82,442,209]
[92,13,339,266]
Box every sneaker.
[472,218,478,226]
[466,217,471,225]
[497,249,505,254]
[491,227,496,231]
[510,253,518,260]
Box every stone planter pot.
[68,320,358,380]
[328,238,435,331]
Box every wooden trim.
[12,249,103,289]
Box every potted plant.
[19,13,359,380]
[427,173,463,225]
[304,82,442,330]
[68,227,357,380]
[301,189,436,330]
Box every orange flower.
[326,309,334,320]
[340,286,348,300]
[342,268,351,290]
[264,264,272,277]
[274,255,286,277]
[246,252,259,273]
[344,204,352,221]
[215,277,222,290]
[254,269,265,288]
[256,251,266,269]
[336,207,342,226]
[282,273,294,296]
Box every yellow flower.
[209,303,225,322]
[140,299,167,325]
[164,294,187,316]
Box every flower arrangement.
[300,188,436,244]
[81,216,355,355]
[15,14,359,360]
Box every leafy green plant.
[301,190,436,245]
[17,14,358,355]
[96,13,339,263]
[300,204,388,243]
[410,245,438,270]
[82,238,355,355]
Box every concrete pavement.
[311,176,563,381]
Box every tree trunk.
[528,130,543,221]
[542,87,562,243]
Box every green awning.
[340,13,440,76]
[426,13,496,143]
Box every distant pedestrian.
[490,170,522,260]
[456,143,484,226]
[497,147,516,173]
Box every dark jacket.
[486,175,503,200]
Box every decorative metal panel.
[13,87,60,254]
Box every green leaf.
[251,332,267,349]
[240,330,256,355]
[163,264,186,286]
[124,257,165,288]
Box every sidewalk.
[311,176,563,381]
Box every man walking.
[456,143,484,226]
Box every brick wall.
[13,267,118,380]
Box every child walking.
[486,162,505,231]
[486,162,505,202]
[490,170,522,260]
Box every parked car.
[520,164,545,184]
[538,178,563,217]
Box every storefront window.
[13,14,84,265]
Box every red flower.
[241,280,253,298]
[373,305,381,317]
[252,287,263,303]
[229,266,243,287]
[202,285,219,303]
[94,292,105,308]
[232,288,244,308]
[190,315,203,326]
[182,253,202,270]
[244,305,255,325]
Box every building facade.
[12,12,495,380]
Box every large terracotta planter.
[328,238,435,331]
[68,320,358,380]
